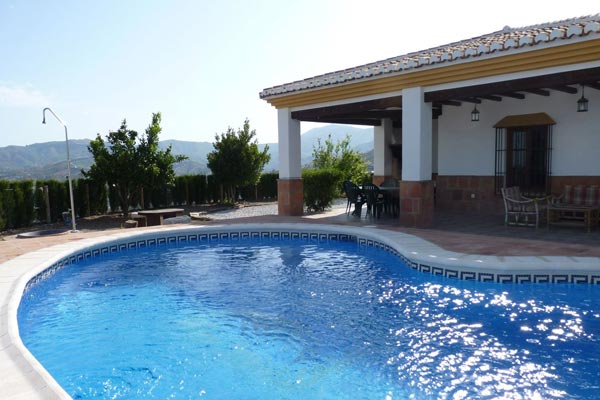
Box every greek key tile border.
[23,230,356,292]
[23,229,600,292]
[409,264,600,285]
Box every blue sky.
[1,0,598,147]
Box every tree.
[83,112,186,216]
[207,119,270,202]
[311,134,369,184]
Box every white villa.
[260,14,600,227]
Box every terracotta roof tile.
[260,14,600,99]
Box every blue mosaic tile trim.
[22,230,600,292]
[408,258,599,285]
[357,237,600,284]
[460,271,477,281]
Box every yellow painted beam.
[264,39,600,108]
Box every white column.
[277,108,301,179]
[374,118,393,177]
[402,86,432,181]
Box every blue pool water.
[18,238,600,399]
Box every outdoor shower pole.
[42,107,78,232]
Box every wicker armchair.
[501,186,545,228]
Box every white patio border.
[2,223,600,399]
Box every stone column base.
[277,178,304,216]
[400,180,434,227]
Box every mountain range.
[0,125,374,180]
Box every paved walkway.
[1,202,599,264]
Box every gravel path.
[207,199,347,220]
[208,203,279,219]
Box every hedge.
[0,180,35,229]
[238,172,278,201]
[0,172,283,231]
[302,168,343,212]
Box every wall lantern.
[577,85,589,112]
[471,104,480,122]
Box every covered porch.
[261,15,600,227]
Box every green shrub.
[258,172,278,200]
[74,179,107,217]
[88,180,108,215]
[145,185,169,209]
[1,185,16,229]
[238,172,278,201]
[302,168,343,212]
[206,175,219,203]
[0,180,9,229]
[74,179,88,217]
[40,180,69,222]
[172,176,190,205]
[189,174,208,205]
[0,180,34,229]
[238,183,255,201]
[33,182,47,223]
[311,134,369,184]
[0,191,4,231]
[11,184,26,228]
[16,180,35,227]
[108,184,120,211]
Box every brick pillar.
[278,178,304,216]
[400,180,434,227]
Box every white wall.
[437,88,600,176]
[432,119,438,174]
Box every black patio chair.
[362,183,385,218]
[342,180,365,216]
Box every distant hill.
[0,125,374,180]
[0,140,93,180]
[260,125,373,172]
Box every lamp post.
[42,107,78,232]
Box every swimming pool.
[16,227,600,399]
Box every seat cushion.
[585,186,599,207]
[563,185,573,204]
[572,185,585,205]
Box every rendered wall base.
[436,175,501,214]
[550,176,600,194]
[277,178,304,216]
[400,181,434,227]
[435,175,600,214]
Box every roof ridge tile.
[260,13,600,99]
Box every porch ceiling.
[290,67,600,127]
[291,96,403,127]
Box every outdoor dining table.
[137,208,185,226]
[355,185,399,219]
